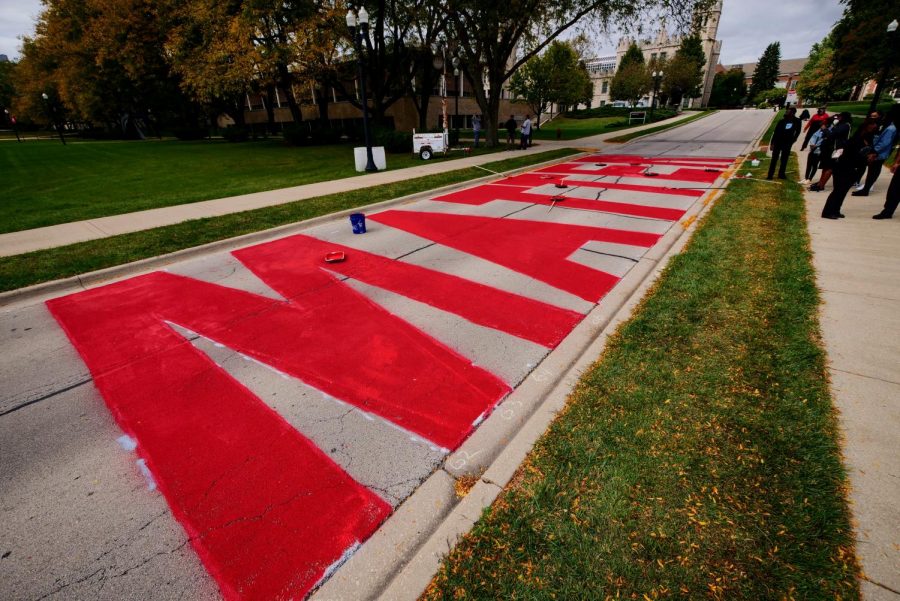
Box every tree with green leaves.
[831,0,898,104]
[659,35,707,108]
[748,42,781,101]
[709,67,747,107]
[442,0,715,146]
[796,34,852,105]
[610,43,650,106]
[510,40,592,128]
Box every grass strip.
[606,111,716,143]
[0,148,577,293]
[424,154,859,600]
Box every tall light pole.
[432,49,447,133]
[869,19,898,114]
[452,55,460,140]
[41,92,66,145]
[650,70,664,120]
[346,7,377,172]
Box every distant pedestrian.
[853,106,898,197]
[768,107,802,180]
[810,112,852,192]
[801,106,829,150]
[505,115,517,149]
[872,145,900,219]
[821,119,878,219]
[520,115,532,150]
[799,108,810,123]
[472,115,482,148]
[800,119,829,185]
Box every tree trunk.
[316,83,330,125]
[265,85,276,134]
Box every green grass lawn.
[424,155,859,600]
[531,110,678,141]
[0,138,503,234]
[607,110,715,143]
[821,99,895,117]
[0,148,578,292]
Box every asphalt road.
[0,109,772,601]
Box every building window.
[651,53,657,62]
[601,81,608,94]
[660,52,667,61]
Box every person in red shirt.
[801,106,829,150]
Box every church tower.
[690,0,724,107]
[692,0,723,41]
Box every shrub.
[308,126,342,145]
[282,124,309,146]
[372,127,412,153]
[172,125,208,140]
[222,126,250,142]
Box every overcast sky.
[0,0,845,64]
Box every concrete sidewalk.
[0,112,702,258]
[804,168,900,600]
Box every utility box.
[354,146,387,172]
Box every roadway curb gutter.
[0,151,580,310]
[312,149,754,601]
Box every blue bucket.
[350,213,366,234]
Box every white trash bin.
[354,146,386,172]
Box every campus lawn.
[424,155,859,599]
[822,99,896,117]
[0,148,578,292]
[0,138,503,234]
[531,109,678,141]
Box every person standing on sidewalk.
[768,107,802,180]
[811,112,853,192]
[872,145,900,220]
[504,115,517,149]
[821,119,878,219]
[853,106,898,197]
[801,106,829,150]
[520,115,532,150]
[472,115,482,148]
[801,119,829,185]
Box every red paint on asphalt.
[493,174,703,197]
[232,233,582,348]
[534,162,721,183]
[433,184,686,220]
[47,265,512,599]
[369,210,660,302]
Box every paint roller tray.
[324,251,346,263]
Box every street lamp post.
[346,7,377,172]
[41,93,66,145]
[650,71,664,121]
[452,57,460,141]
[869,19,899,114]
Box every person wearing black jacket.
[810,112,853,192]
[821,119,878,219]
[768,107,802,179]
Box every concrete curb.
[0,151,580,310]
[311,152,752,601]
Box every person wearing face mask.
[810,112,853,192]
[821,119,878,219]
[801,106,829,151]
[853,106,898,197]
